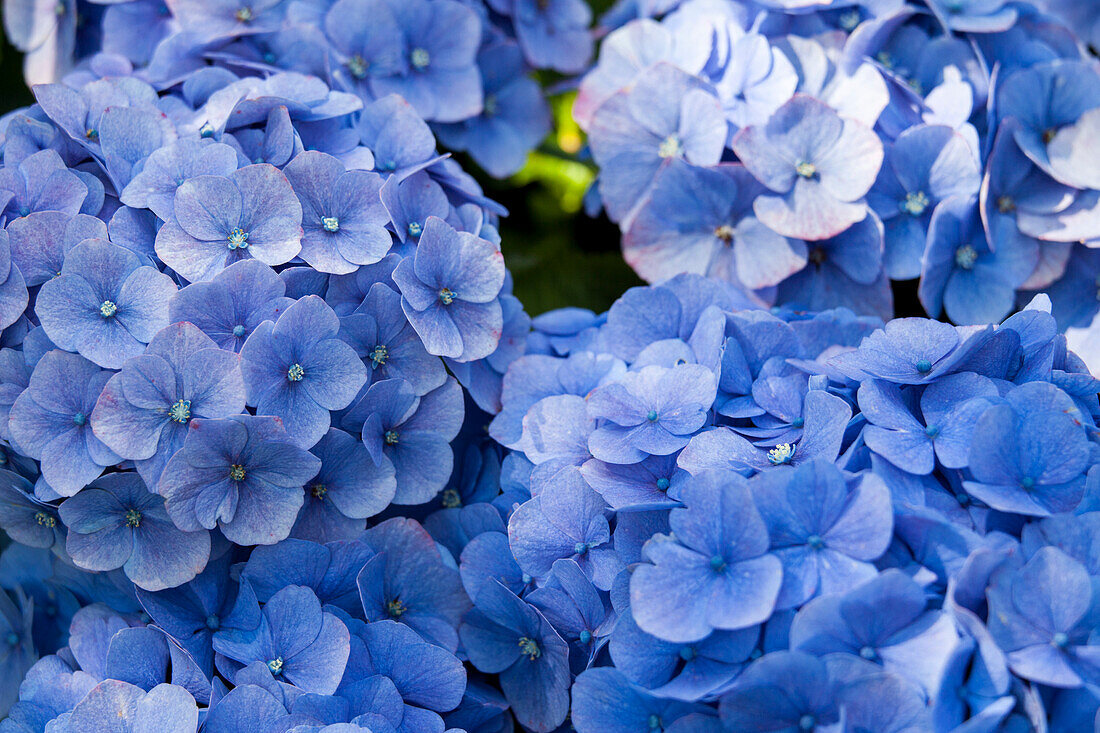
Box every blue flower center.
[709,555,726,572]
[227,227,249,250]
[266,657,283,675]
[915,359,932,374]
[99,300,118,318]
[287,363,305,382]
[796,161,817,178]
[386,599,407,617]
[579,629,592,644]
[925,424,940,438]
[649,715,662,731]
[646,410,659,422]
[205,614,220,630]
[384,430,400,445]
[838,9,860,29]
[370,344,388,368]
[658,134,683,159]
[792,417,804,428]
[799,714,816,731]
[407,221,422,238]
[85,128,98,141]
[1020,476,1035,490]
[233,324,246,337]
[574,542,589,555]
[807,534,825,550]
[518,636,541,660]
[54,1,64,15]
[411,47,430,69]
[235,6,253,21]
[34,512,55,527]
[484,95,498,116]
[768,443,795,465]
[72,412,86,426]
[169,399,191,423]
[1052,632,1069,648]
[954,245,978,270]
[439,288,456,305]
[859,645,877,660]
[125,509,142,528]
[714,224,735,243]
[199,122,215,138]
[678,646,696,661]
[229,464,246,481]
[441,488,461,508]
[900,191,929,216]
[656,477,670,491]
[997,195,1016,213]
[347,55,369,79]
[5,632,18,646]
[311,483,327,499]
[321,216,340,232]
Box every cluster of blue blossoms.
[0,25,538,730]
[578,0,1100,329]
[490,277,1100,731]
[0,0,1098,730]
[2,0,584,177]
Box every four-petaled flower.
[36,238,177,369]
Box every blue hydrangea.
[58,473,210,591]
[240,295,367,450]
[574,2,1100,326]
[158,415,321,545]
[35,238,176,369]
[0,0,1098,729]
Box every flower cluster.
[0,30,536,730]
[1,0,1100,729]
[576,0,1100,328]
[486,275,1100,730]
[1,0,586,179]
[15,268,1100,732]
